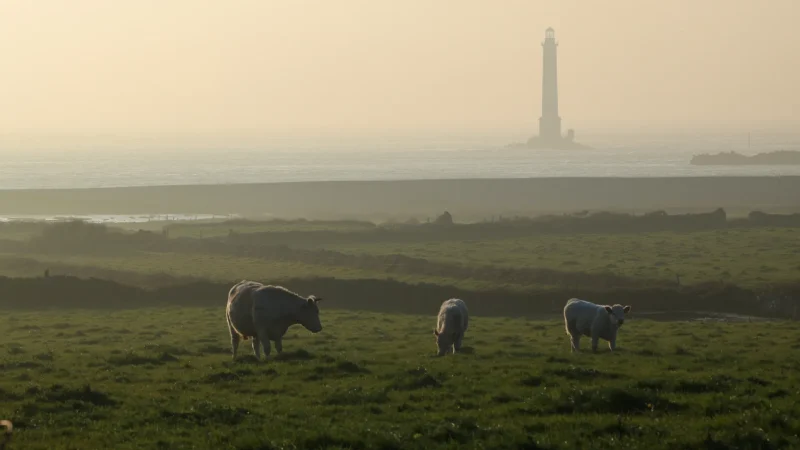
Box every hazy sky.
[1,0,798,137]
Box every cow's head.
[603,304,631,328]
[433,328,451,356]
[298,296,323,333]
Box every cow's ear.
[623,305,631,313]
[307,297,315,305]
[604,306,613,314]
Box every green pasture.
[1,308,799,449]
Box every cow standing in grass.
[0,420,11,450]
[226,280,323,360]
[563,298,630,352]
[434,298,469,356]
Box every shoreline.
[1,176,799,220]
[4,174,800,191]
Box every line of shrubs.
[5,208,800,253]
[0,274,797,319]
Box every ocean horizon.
[2,131,800,191]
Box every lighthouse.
[539,27,561,143]
[507,27,589,150]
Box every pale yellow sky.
[1,0,798,136]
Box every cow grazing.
[563,298,631,352]
[434,298,469,356]
[226,280,323,360]
[0,420,11,450]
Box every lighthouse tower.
[538,27,561,143]
[506,27,589,150]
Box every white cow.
[434,298,469,356]
[226,280,323,360]
[0,420,11,450]
[563,298,630,352]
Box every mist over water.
[2,132,799,190]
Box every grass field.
[0,252,482,291]
[0,222,46,241]
[327,227,800,287]
[2,308,800,449]
[161,220,377,239]
[3,223,800,292]
[3,252,377,284]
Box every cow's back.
[227,281,262,339]
[564,298,600,336]
[250,286,302,326]
[438,299,468,333]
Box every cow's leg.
[566,319,580,352]
[609,338,616,352]
[591,334,599,352]
[274,338,283,354]
[251,335,261,360]
[261,339,272,359]
[453,332,463,353]
[255,328,271,360]
[231,334,241,360]
[227,319,240,360]
[570,333,580,352]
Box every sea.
[1,130,799,223]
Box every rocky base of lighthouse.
[505,135,592,150]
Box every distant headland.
[690,150,800,166]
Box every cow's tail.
[227,314,249,341]
[563,301,575,336]
[226,281,251,341]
